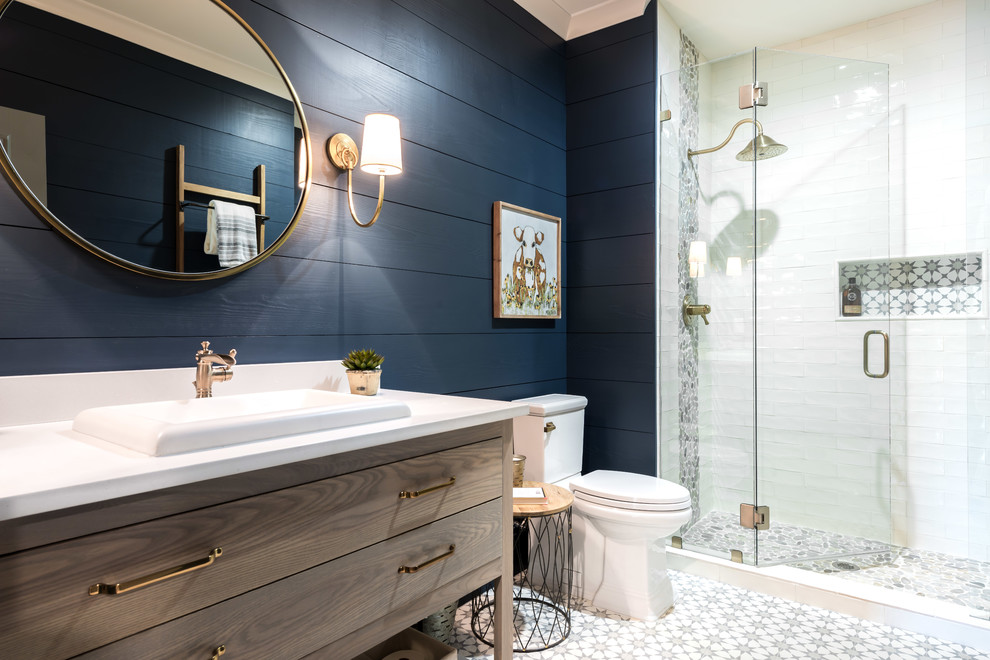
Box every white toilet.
[512,394,692,620]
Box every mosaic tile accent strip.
[677,31,702,526]
[680,510,890,565]
[839,253,983,317]
[450,570,990,659]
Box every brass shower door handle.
[863,330,890,379]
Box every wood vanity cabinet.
[0,421,513,659]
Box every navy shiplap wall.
[0,0,567,401]
[565,4,657,475]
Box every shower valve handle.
[682,297,711,325]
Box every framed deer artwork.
[493,201,561,319]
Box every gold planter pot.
[346,369,381,396]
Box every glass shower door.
[659,48,760,562]
[660,47,891,566]
[752,48,891,566]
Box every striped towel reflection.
[206,200,258,267]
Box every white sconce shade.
[326,113,404,227]
[688,240,707,278]
[688,240,708,264]
[726,257,742,277]
[360,113,402,176]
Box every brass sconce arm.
[327,113,402,228]
[327,133,384,228]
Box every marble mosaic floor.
[682,510,990,613]
[679,511,890,565]
[450,570,990,659]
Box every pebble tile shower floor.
[683,511,990,613]
[450,571,990,659]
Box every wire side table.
[471,482,573,653]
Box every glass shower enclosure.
[659,48,892,565]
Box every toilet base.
[596,538,675,620]
[573,509,681,620]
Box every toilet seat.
[570,470,690,512]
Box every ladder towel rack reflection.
[179,200,269,221]
[175,144,266,272]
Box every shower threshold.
[672,511,990,648]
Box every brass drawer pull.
[399,476,456,499]
[89,547,223,596]
[398,544,455,574]
[212,646,226,660]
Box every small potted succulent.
[341,348,385,396]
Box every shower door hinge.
[740,503,770,530]
[739,82,768,109]
[659,109,671,122]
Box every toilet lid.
[570,470,691,512]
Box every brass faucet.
[194,341,237,398]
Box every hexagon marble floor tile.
[449,570,990,659]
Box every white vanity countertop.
[0,389,529,522]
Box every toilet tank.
[511,394,588,485]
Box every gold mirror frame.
[0,0,312,281]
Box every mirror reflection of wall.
[0,106,46,205]
[0,0,306,275]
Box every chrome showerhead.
[735,133,788,161]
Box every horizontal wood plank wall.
[565,3,658,476]
[0,0,567,401]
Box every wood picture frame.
[493,201,561,319]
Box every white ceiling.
[515,0,936,57]
[658,0,936,60]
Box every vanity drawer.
[77,499,503,660]
[0,438,503,659]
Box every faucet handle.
[198,341,212,354]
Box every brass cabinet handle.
[398,544,455,574]
[863,330,890,379]
[399,476,456,499]
[89,547,223,596]
[212,646,226,660]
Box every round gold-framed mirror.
[0,0,311,280]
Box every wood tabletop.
[512,481,573,517]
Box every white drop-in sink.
[71,389,413,456]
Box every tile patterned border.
[839,253,983,318]
[450,570,990,659]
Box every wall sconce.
[726,257,742,277]
[327,113,403,228]
[688,240,708,278]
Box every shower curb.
[668,546,990,651]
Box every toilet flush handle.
[544,422,556,433]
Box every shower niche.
[837,253,985,320]
[659,46,894,566]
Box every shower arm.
[688,118,764,158]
